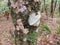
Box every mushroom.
[28,11,41,26]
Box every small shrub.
[57,26,60,34]
[0,0,9,15]
[41,24,51,34]
[27,31,38,45]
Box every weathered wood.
[8,0,40,45]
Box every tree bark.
[8,0,40,45]
[54,0,57,11]
[59,3,60,16]
[50,0,54,18]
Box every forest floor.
[38,12,60,45]
[0,15,15,45]
[0,12,60,45]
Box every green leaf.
[27,31,38,43]
[0,0,9,15]
[41,24,51,34]
[57,26,60,34]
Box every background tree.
[54,0,57,11]
[59,3,60,15]
[50,0,54,18]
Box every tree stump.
[8,0,41,45]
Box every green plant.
[57,26,60,34]
[0,0,9,15]
[41,24,51,34]
[27,31,38,45]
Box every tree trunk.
[50,0,54,18]
[54,0,57,11]
[44,0,45,11]
[8,0,41,45]
[59,3,60,16]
